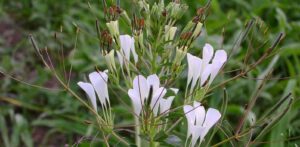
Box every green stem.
[135,116,141,147]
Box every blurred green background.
[0,0,299,146]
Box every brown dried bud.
[100,30,113,53]
[162,9,167,17]
[138,19,145,29]
[180,32,193,40]
[197,8,205,16]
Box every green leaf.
[0,114,10,147]
[32,119,88,135]
[253,94,293,142]
[154,131,168,142]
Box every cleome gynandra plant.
[29,0,293,146]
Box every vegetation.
[0,0,299,146]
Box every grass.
[0,0,299,146]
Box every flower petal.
[201,108,221,139]
[89,71,109,107]
[147,74,160,93]
[212,50,227,64]
[151,87,167,116]
[191,125,205,147]
[78,82,97,111]
[170,88,179,94]
[200,64,212,86]
[193,102,205,126]
[184,105,195,124]
[202,43,214,65]
[130,38,138,64]
[120,35,132,61]
[187,53,195,86]
[159,96,175,115]
[133,75,149,102]
[187,53,202,90]
[128,89,143,116]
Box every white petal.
[212,50,227,64]
[150,87,167,116]
[159,96,175,115]
[128,89,143,116]
[130,38,138,64]
[209,50,227,85]
[201,108,221,139]
[133,75,149,102]
[170,88,179,94]
[147,74,160,93]
[184,105,195,124]
[200,64,212,86]
[187,53,202,90]
[191,125,205,147]
[208,63,223,85]
[202,43,214,65]
[187,53,195,86]
[89,72,109,107]
[120,35,132,61]
[78,82,97,111]
[193,102,205,126]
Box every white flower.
[77,70,110,111]
[187,43,227,90]
[128,74,177,116]
[183,101,221,147]
[117,35,138,68]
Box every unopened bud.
[105,50,117,73]
[166,2,187,20]
[173,47,187,65]
[165,25,177,42]
[180,32,192,40]
[106,20,120,37]
[191,22,203,38]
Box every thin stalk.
[135,116,141,147]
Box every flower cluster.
[78,42,226,146]
[76,1,227,146]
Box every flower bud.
[173,47,187,65]
[165,25,177,42]
[166,2,188,20]
[106,20,119,37]
[191,22,203,39]
[105,50,117,73]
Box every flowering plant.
[29,0,292,146]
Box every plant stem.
[135,116,141,147]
